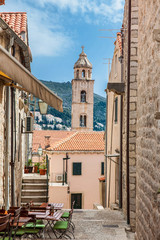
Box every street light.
[38,144,43,161]
[38,100,48,115]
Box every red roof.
[32,130,75,152]
[0,12,27,40]
[116,32,122,54]
[32,130,105,152]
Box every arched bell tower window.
[82,70,85,78]
[81,90,86,102]
[88,70,90,78]
[80,115,86,127]
[76,70,79,78]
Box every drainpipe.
[119,27,124,209]
[5,87,10,210]
[104,92,108,208]
[11,86,15,206]
[126,0,132,225]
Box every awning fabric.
[0,45,63,112]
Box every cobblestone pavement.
[72,209,135,240]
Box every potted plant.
[39,164,47,175]
[26,159,33,173]
[34,162,40,173]
[24,165,29,174]
[39,156,47,175]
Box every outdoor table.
[44,211,63,238]
[49,203,64,211]
[28,210,50,219]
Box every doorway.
[71,193,82,209]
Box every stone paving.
[72,209,135,240]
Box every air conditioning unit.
[56,174,63,182]
[25,116,33,133]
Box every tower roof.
[74,46,92,69]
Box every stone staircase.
[21,174,49,205]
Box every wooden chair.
[61,201,75,231]
[0,214,11,240]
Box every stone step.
[22,183,47,190]
[22,178,48,184]
[21,196,47,203]
[21,190,47,196]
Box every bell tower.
[71,46,94,131]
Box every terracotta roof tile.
[32,131,105,152]
[98,176,105,181]
[52,131,104,151]
[116,32,122,54]
[32,130,75,152]
[0,12,27,41]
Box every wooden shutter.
[73,163,82,175]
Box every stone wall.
[135,0,160,239]
[122,0,138,231]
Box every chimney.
[45,136,51,149]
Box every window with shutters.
[73,162,82,175]
[114,97,118,123]
[101,162,104,175]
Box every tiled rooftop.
[32,130,105,152]
[0,12,27,40]
[116,32,122,53]
[52,131,104,151]
[32,130,75,152]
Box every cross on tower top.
[81,45,84,52]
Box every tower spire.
[81,45,84,52]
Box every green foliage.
[27,159,32,166]
[39,155,47,169]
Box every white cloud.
[0,0,74,57]
[34,0,124,21]
[0,0,124,57]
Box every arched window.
[80,115,86,127]
[76,70,79,78]
[82,70,85,78]
[81,90,86,102]
[88,70,90,78]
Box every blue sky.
[1,0,124,97]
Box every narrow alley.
[44,209,135,240]
[72,209,135,240]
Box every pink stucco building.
[33,130,104,209]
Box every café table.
[28,210,50,219]
[44,211,63,238]
[46,203,64,211]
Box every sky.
[1,0,125,97]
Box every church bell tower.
[71,46,94,131]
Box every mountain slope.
[34,80,106,131]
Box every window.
[88,70,90,78]
[73,163,82,175]
[80,115,86,127]
[115,54,118,74]
[114,97,118,123]
[76,70,79,78]
[82,70,85,78]
[81,90,86,102]
[101,162,104,175]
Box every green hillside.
[35,80,106,131]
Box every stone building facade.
[122,0,138,231]
[135,0,160,239]
[109,0,160,238]
[0,12,31,208]
[106,32,122,207]
[72,47,94,131]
